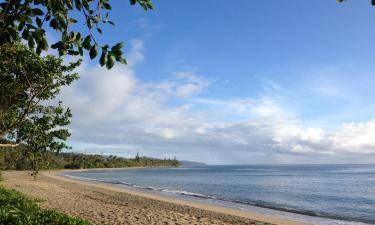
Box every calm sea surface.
[63,164,375,225]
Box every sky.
[56,0,375,164]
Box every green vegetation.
[0,186,96,225]
[0,44,79,176]
[0,0,153,69]
[0,145,181,171]
[0,44,77,150]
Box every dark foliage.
[0,144,181,170]
[0,0,153,69]
[0,44,79,178]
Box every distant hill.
[180,160,207,167]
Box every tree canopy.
[0,44,78,174]
[0,0,153,69]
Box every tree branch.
[0,143,20,148]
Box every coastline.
[59,168,370,225]
[1,170,310,225]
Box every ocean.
[62,164,375,225]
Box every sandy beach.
[1,170,311,225]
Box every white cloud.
[332,120,375,154]
[59,40,375,164]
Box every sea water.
[63,164,375,225]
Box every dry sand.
[1,171,311,225]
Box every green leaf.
[118,57,127,65]
[68,50,80,56]
[36,17,43,27]
[113,42,124,50]
[82,35,91,50]
[28,37,35,49]
[87,18,93,29]
[106,54,115,69]
[49,18,58,29]
[147,2,154,9]
[40,36,48,51]
[22,29,29,40]
[18,21,25,31]
[103,2,112,9]
[51,41,63,49]
[74,0,82,11]
[36,46,42,54]
[32,8,44,16]
[99,52,107,66]
[89,45,98,59]
[97,28,102,34]
[82,0,90,10]
[26,23,36,29]
[33,29,45,44]
[78,46,83,56]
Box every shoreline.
[1,170,309,225]
[60,168,369,225]
[53,170,311,225]
[60,165,177,172]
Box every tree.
[0,0,153,69]
[0,43,79,175]
[135,152,140,162]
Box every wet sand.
[1,171,311,225]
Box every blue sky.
[59,1,375,164]
[111,0,375,124]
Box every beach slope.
[1,171,310,225]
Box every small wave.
[232,168,271,171]
[116,181,215,199]
[61,173,373,225]
[160,189,213,198]
[62,174,109,183]
[62,173,216,199]
[168,167,205,170]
